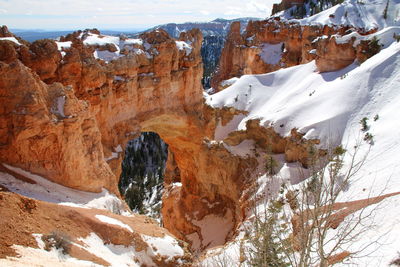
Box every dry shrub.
[42,231,72,255]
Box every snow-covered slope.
[207,41,399,146]
[207,39,400,195]
[277,0,400,30]
[0,163,129,214]
[205,32,400,266]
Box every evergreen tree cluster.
[201,35,225,89]
[119,132,168,219]
[288,0,344,19]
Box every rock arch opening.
[119,132,182,222]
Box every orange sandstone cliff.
[211,18,378,91]
[0,23,334,256]
[0,26,253,253]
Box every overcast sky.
[0,0,281,30]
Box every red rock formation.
[314,36,356,72]
[272,0,305,15]
[0,28,253,251]
[211,19,379,91]
[0,60,115,193]
[0,26,333,253]
[0,26,14,37]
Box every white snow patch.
[171,182,182,188]
[115,144,123,153]
[141,234,184,260]
[335,26,400,48]
[123,38,143,46]
[278,0,400,31]
[80,33,147,63]
[0,244,99,267]
[83,34,120,46]
[51,96,66,118]
[114,75,125,81]
[206,42,400,146]
[223,139,255,157]
[77,232,184,267]
[55,41,72,51]
[93,50,121,62]
[105,152,118,162]
[175,40,193,56]
[200,240,241,267]
[220,77,239,88]
[214,113,246,141]
[201,198,220,209]
[95,215,133,232]
[259,42,283,65]
[144,42,152,50]
[0,164,129,215]
[0,37,21,45]
[192,209,234,250]
[78,233,144,267]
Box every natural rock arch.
[0,26,252,251]
[0,26,320,251]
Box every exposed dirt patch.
[291,191,400,255]
[328,192,400,229]
[0,190,189,265]
[69,244,111,266]
[327,251,351,265]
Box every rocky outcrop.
[223,119,324,168]
[0,25,331,255]
[0,26,13,38]
[211,19,322,90]
[0,60,114,193]
[212,19,380,91]
[272,0,305,15]
[0,28,204,194]
[0,27,257,252]
[315,31,380,72]
[139,18,257,89]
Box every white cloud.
[224,6,244,17]
[1,0,281,29]
[200,10,211,16]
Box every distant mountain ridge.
[138,17,261,39]
[9,29,141,42]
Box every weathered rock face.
[0,26,14,38]
[314,36,356,72]
[211,19,379,91]
[272,0,305,15]
[0,28,204,195]
[223,119,324,168]
[0,27,259,251]
[0,60,115,193]
[0,25,332,253]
